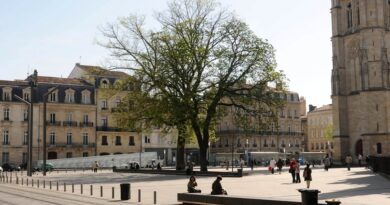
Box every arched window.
[377,143,382,154]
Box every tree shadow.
[318,171,390,200]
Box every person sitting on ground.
[211,175,227,195]
[187,175,201,193]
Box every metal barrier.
[370,156,390,175]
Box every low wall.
[113,168,245,177]
[177,193,327,205]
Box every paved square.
[2,166,389,204]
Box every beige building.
[307,104,334,155]
[331,0,390,162]
[69,64,141,156]
[211,91,306,156]
[0,77,97,165]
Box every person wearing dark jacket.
[276,158,283,174]
[303,164,312,188]
[187,176,201,193]
[211,175,227,195]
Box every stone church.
[331,0,390,162]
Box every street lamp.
[43,86,59,176]
[14,70,37,177]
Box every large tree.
[101,0,287,171]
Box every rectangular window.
[49,132,56,145]
[66,93,74,103]
[66,152,72,158]
[83,115,89,124]
[2,152,9,163]
[101,136,108,145]
[3,92,11,101]
[83,152,89,157]
[23,92,30,101]
[115,96,121,107]
[23,131,28,145]
[83,133,88,145]
[82,93,90,104]
[144,136,150,144]
[50,113,56,123]
[129,136,135,146]
[49,92,56,102]
[66,113,72,122]
[116,136,122,146]
[3,108,10,120]
[101,100,108,110]
[66,133,72,145]
[23,109,28,121]
[3,130,9,145]
[101,117,108,127]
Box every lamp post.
[14,70,37,177]
[43,86,59,176]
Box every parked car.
[2,163,21,172]
[0,166,3,172]
[33,163,54,172]
[119,161,140,170]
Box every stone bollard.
[6,176,8,183]
[81,184,83,194]
[154,191,157,204]
[325,200,341,205]
[90,185,93,196]
[27,178,29,186]
[64,183,66,192]
[138,189,141,202]
[72,184,74,193]
[32,179,34,187]
[37,179,39,188]
[43,180,46,188]
[22,178,24,185]
[16,177,18,184]
[50,181,52,190]
[10,176,12,183]
[100,186,103,197]
[56,181,59,191]
[112,187,115,199]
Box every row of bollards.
[0,174,158,204]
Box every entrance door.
[355,139,363,156]
[48,152,57,159]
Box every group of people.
[187,175,227,195]
[270,157,312,188]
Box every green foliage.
[100,0,288,171]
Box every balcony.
[46,121,61,126]
[47,143,96,148]
[62,121,78,127]
[79,122,94,127]
[96,126,130,132]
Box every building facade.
[211,91,306,157]
[0,77,97,165]
[307,104,334,155]
[331,0,390,162]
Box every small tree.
[100,0,287,171]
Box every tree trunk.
[199,143,208,172]
[176,124,186,171]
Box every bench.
[178,193,326,205]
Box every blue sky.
[0,0,332,107]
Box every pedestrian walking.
[365,155,370,169]
[269,158,276,174]
[92,161,98,173]
[324,155,331,171]
[276,158,283,174]
[358,154,362,167]
[250,159,254,171]
[303,164,312,188]
[289,159,296,183]
[295,162,301,183]
[346,154,353,171]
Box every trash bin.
[120,183,130,200]
[237,168,243,177]
[298,189,320,205]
